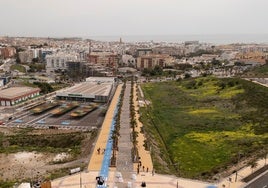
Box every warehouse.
[56,77,115,103]
[0,87,41,106]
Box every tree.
[32,57,39,63]
[176,63,192,71]
[249,161,258,173]
[211,58,221,67]
[234,61,245,66]
[16,57,21,64]
[33,82,54,94]
[184,73,191,79]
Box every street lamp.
[235,152,242,182]
[79,162,84,188]
[172,162,180,188]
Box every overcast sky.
[0,0,267,37]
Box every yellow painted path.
[88,84,122,171]
[133,83,153,173]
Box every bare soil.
[0,127,96,182]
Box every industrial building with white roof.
[56,77,116,103]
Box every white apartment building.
[46,52,78,75]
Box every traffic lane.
[244,171,268,188]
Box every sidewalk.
[88,84,122,171]
[52,170,116,188]
[133,83,153,174]
[134,172,211,188]
[218,158,267,188]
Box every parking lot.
[4,101,106,131]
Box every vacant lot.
[0,127,97,184]
[140,77,268,179]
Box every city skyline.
[0,0,268,38]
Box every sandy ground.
[0,151,53,181]
[133,83,153,173]
[0,127,93,182]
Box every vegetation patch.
[141,77,268,179]
[188,108,219,115]
[0,128,89,157]
[10,64,26,73]
[243,63,268,77]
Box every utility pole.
[235,152,242,182]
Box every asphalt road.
[244,170,268,188]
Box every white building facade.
[46,52,78,75]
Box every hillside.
[140,77,268,179]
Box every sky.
[0,0,267,38]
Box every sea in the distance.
[87,34,268,44]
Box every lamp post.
[172,162,180,188]
[235,152,242,182]
[265,152,267,166]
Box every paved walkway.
[88,84,122,171]
[218,158,268,188]
[115,83,134,188]
[133,83,153,174]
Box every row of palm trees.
[110,82,126,167]
[130,78,139,162]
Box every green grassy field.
[140,77,268,179]
[10,64,26,73]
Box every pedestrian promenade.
[88,84,122,171]
[133,83,153,174]
[114,83,134,188]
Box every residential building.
[88,51,118,68]
[135,48,153,57]
[18,50,34,63]
[136,54,174,70]
[121,54,136,67]
[46,52,78,75]
[0,47,16,59]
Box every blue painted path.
[97,98,120,188]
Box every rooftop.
[0,87,40,100]
[139,54,172,58]
[57,81,112,97]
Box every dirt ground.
[0,127,95,182]
[0,151,53,181]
